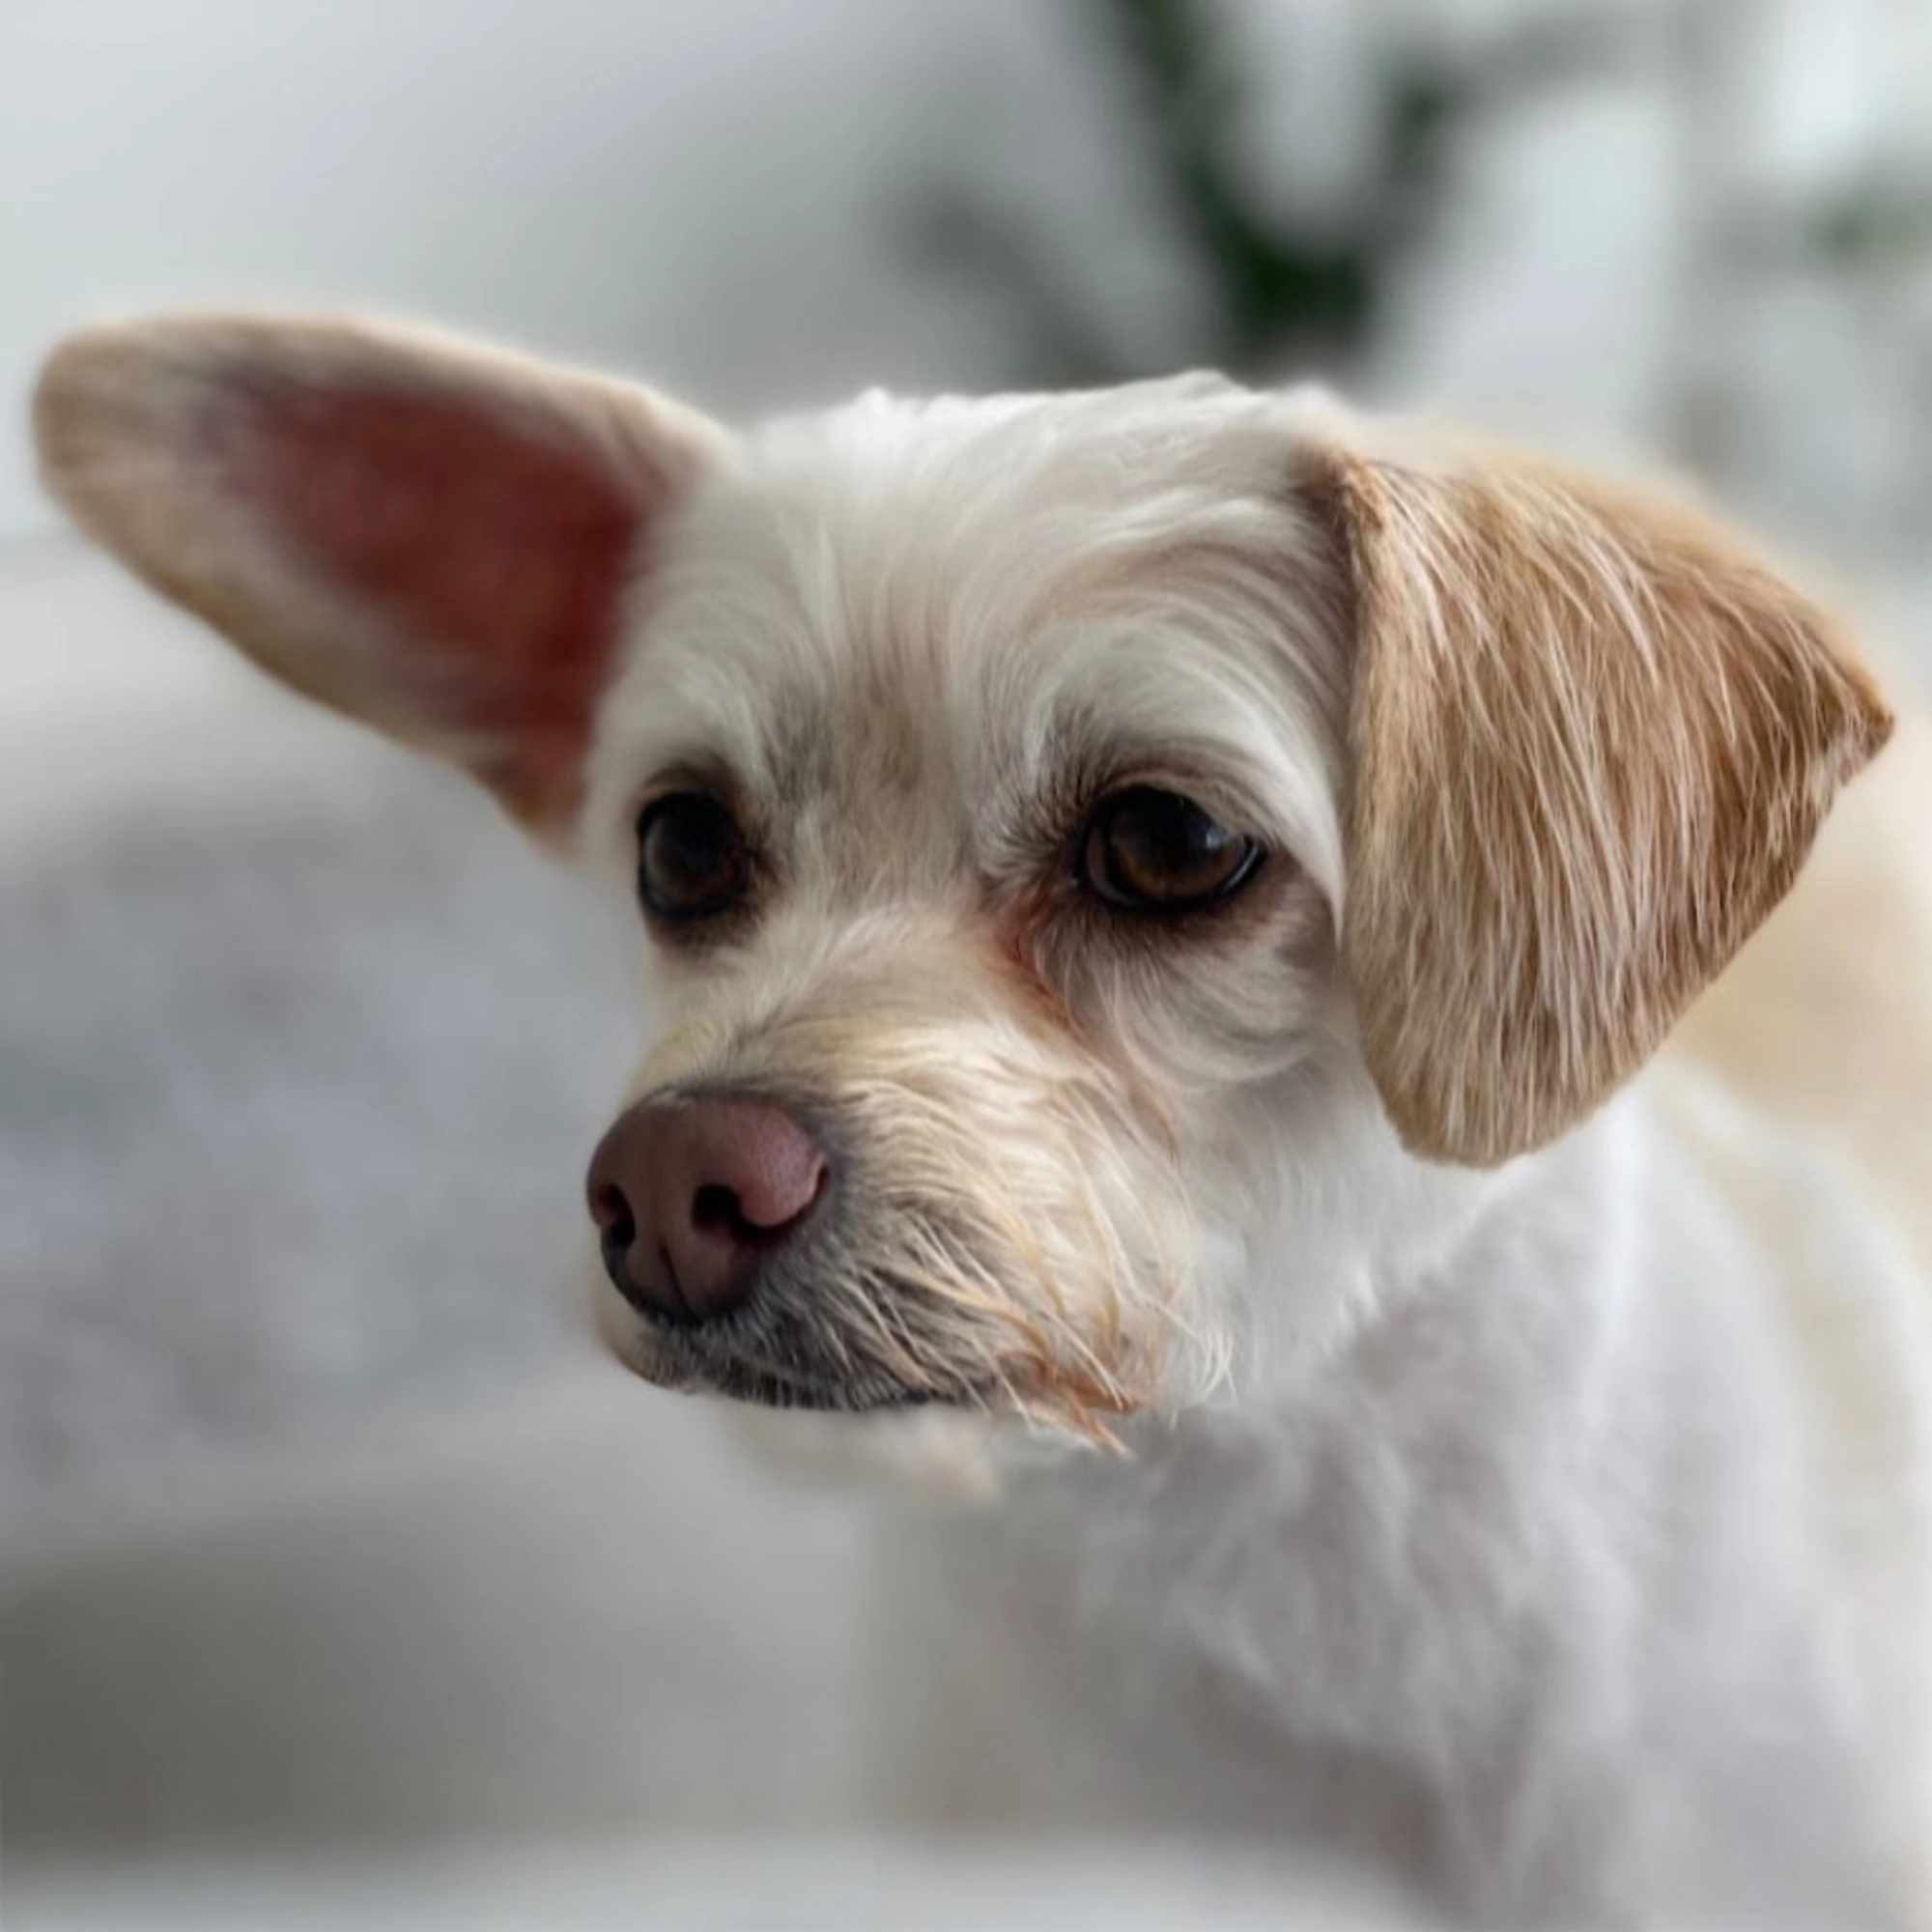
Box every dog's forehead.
[584,381,1347,879]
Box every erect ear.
[1302,432,1893,1167]
[33,313,724,837]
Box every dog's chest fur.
[869,1087,1929,1925]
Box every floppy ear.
[33,313,724,836]
[1305,437,1893,1167]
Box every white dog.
[34,314,1932,1927]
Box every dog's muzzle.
[585,1090,989,1412]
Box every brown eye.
[637,792,752,922]
[1079,786,1262,913]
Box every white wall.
[0,0,1185,536]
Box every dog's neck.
[1008,1096,1654,1683]
[1111,1091,1650,1575]
[1177,1054,1587,1413]
[980,1085,1874,1917]
[1011,1080,1832,1759]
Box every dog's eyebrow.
[630,751,754,811]
[592,657,797,824]
[990,655,1333,835]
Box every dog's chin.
[594,1284,987,1416]
[691,1359,952,1413]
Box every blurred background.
[4,1,1929,1924]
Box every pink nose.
[585,1097,828,1323]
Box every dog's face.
[573,384,1363,1426]
[34,315,1891,1436]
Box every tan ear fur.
[33,313,724,833]
[1308,438,1893,1166]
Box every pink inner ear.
[216,377,643,822]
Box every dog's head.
[34,315,1891,1436]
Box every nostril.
[589,1181,635,1242]
[691,1169,823,1249]
[691,1181,788,1250]
[589,1179,648,1306]
[692,1182,744,1236]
